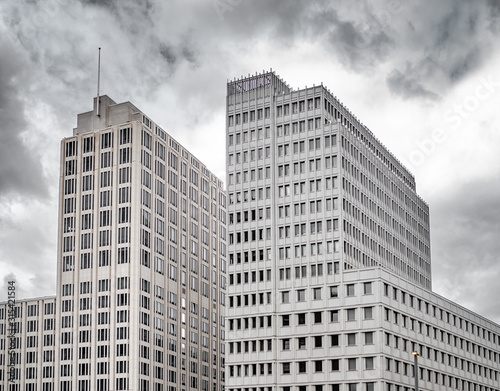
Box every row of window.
[228,331,375,354]
[228,384,374,391]
[384,284,500,344]
[229,356,375,377]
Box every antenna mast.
[97,47,101,117]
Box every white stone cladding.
[0,95,227,391]
[0,297,56,391]
[225,71,499,391]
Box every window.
[282,362,290,374]
[297,290,305,302]
[282,315,290,327]
[346,284,355,297]
[364,332,374,345]
[363,282,372,295]
[364,307,373,320]
[313,287,322,300]
[365,383,374,391]
[331,334,339,347]
[365,358,374,370]
[282,339,290,350]
[347,308,356,321]
[347,333,356,346]
[298,337,306,350]
[314,312,322,324]
[298,361,307,373]
[331,359,340,371]
[314,336,322,348]
[329,286,338,298]
[297,313,306,325]
[281,291,290,303]
[314,360,323,372]
[348,358,356,371]
[330,310,339,322]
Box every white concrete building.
[225,71,500,391]
[0,95,228,391]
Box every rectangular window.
[297,290,305,302]
[346,284,355,297]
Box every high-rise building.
[225,71,500,391]
[0,95,228,391]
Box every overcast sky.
[0,0,499,323]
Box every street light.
[412,352,420,391]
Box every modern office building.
[0,95,228,391]
[225,71,500,391]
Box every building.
[225,71,500,391]
[0,95,228,391]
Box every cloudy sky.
[0,0,499,322]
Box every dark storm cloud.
[211,0,394,72]
[314,8,394,72]
[386,67,440,100]
[386,1,495,100]
[431,178,500,323]
[486,0,500,32]
[160,44,177,65]
[79,0,154,22]
[0,39,47,198]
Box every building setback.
[0,95,228,391]
[225,71,500,391]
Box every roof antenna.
[97,47,101,117]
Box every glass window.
[297,290,306,302]
[330,310,339,322]
[282,362,290,374]
[346,284,355,297]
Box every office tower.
[0,95,228,391]
[225,72,500,391]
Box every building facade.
[225,71,500,391]
[0,95,228,391]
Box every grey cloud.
[221,1,394,73]
[485,0,500,33]
[316,8,394,72]
[0,39,48,198]
[386,68,440,100]
[160,44,177,65]
[431,178,500,323]
[386,1,495,100]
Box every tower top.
[227,70,290,96]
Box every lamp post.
[412,352,420,391]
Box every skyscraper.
[0,95,228,391]
[225,71,500,391]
